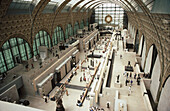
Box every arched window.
[74,22,79,35]
[52,26,64,45]
[86,19,89,26]
[33,30,51,56]
[59,27,64,42]
[134,30,139,53]
[80,20,84,29]
[65,24,73,39]
[0,37,31,73]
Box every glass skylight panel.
[68,0,80,7]
[78,0,91,8]
[13,0,32,3]
[95,2,125,25]
[85,0,100,8]
[50,0,65,7]
[143,0,154,11]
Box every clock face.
[106,17,111,21]
[105,15,112,23]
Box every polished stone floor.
[25,34,146,111]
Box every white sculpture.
[33,56,37,61]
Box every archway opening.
[134,29,139,53]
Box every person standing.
[137,75,141,85]
[127,73,129,78]
[120,54,122,59]
[80,77,82,82]
[130,72,132,78]
[130,80,133,86]
[125,79,128,86]
[134,73,137,79]
[31,63,34,69]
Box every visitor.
[127,73,129,78]
[137,76,141,85]
[31,63,34,69]
[130,72,132,78]
[125,79,129,86]
[80,77,82,82]
[134,73,137,79]
[120,54,122,59]
[130,80,133,86]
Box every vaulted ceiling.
[1,0,169,18]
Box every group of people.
[123,71,141,96]
[124,72,141,85]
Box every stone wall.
[127,11,170,103]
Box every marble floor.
[25,35,146,111]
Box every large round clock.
[105,15,112,24]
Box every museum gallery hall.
[0,0,169,111]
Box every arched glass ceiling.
[7,0,41,14]
[7,0,156,14]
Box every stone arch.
[33,27,52,44]
[144,44,158,78]
[141,39,146,70]
[134,29,139,53]
[1,33,30,48]
[0,37,32,73]
[157,76,170,111]
[138,34,144,56]
[150,53,161,103]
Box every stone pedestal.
[114,81,122,88]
